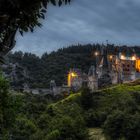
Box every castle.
[68,47,140,91]
[2,46,140,95]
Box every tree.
[0,75,18,139]
[12,116,37,140]
[46,115,88,140]
[103,110,125,139]
[0,0,71,56]
[81,87,93,110]
[123,113,140,140]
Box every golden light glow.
[68,72,78,87]
[132,56,136,61]
[109,55,113,59]
[95,52,99,56]
[68,73,71,87]
[71,72,77,77]
[136,60,140,72]
[120,55,125,60]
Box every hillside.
[4,44,140,90]
[47,80,140,140]
[1,72,140,139]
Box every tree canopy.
[0,0,71,56]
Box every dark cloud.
[14,0,140,55]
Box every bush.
[123,113,140,140]
[0,75,18,139]
[47,115,89,140]
[37,113,51,130]
[12,116,37,140]
[84,109,107,127]
[104,112,140,140]
[45,130,60,140]
[103,110,125,139]
[81,87,93,110]
[30,130,45,140]
[131,91,140,104]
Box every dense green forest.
[1,73,140,140]
[5,44,140,88]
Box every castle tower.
[98,48,112,87]
[88,65,98,91]
[119,48,136,82]
[67,69,83,91]
[50,80,57,95]
[50,80,56,90]
[108,54,121,84]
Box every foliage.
[103,110,125,139]
[0,75,19,139]
[45,130,60,140]
[12,116,37,140]
[37,113,51,130]
[84,109,107,128]
[46,115,88,140]
[5,44,96,88]
[1,73,140,139]
[0,75,24,139]
[52,81,140,140]
[123,113,140,140]
[103,111,140,140]
[0,0,71,55]
[81,87,93,110]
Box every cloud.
[14,0,140,56]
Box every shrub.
[103,110,125,139]
[81,87,93,110]
[131,91,140,104]
[12,116,37,140]
[47,115,89,140]
[104,112,140,140]
[37,113,51,130]
[45,130,60,140]
[123,113,140,140]
[84,109,107,127]
[0,75,18,139]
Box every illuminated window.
[136,60,140,72]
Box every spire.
[103,49,109,68]
[88,65,97,76]
[99,48,109,70]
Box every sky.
[13,0,140,56]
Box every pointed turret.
[88,65,98,91]
[99,48,110,75]
[98,48,112,87]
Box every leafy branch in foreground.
[0,0,71,56]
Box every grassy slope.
[49,80,140,140]
[53,81,140,107]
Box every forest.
[1,73,140,139]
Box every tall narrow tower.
[88,65,98,91]
[98,48,112,87]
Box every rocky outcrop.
[2,63,29,91]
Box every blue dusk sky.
[13,0,140,55]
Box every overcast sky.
[13,0,140,55]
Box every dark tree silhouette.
[0,0,71,56]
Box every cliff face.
[2,63,29,91]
